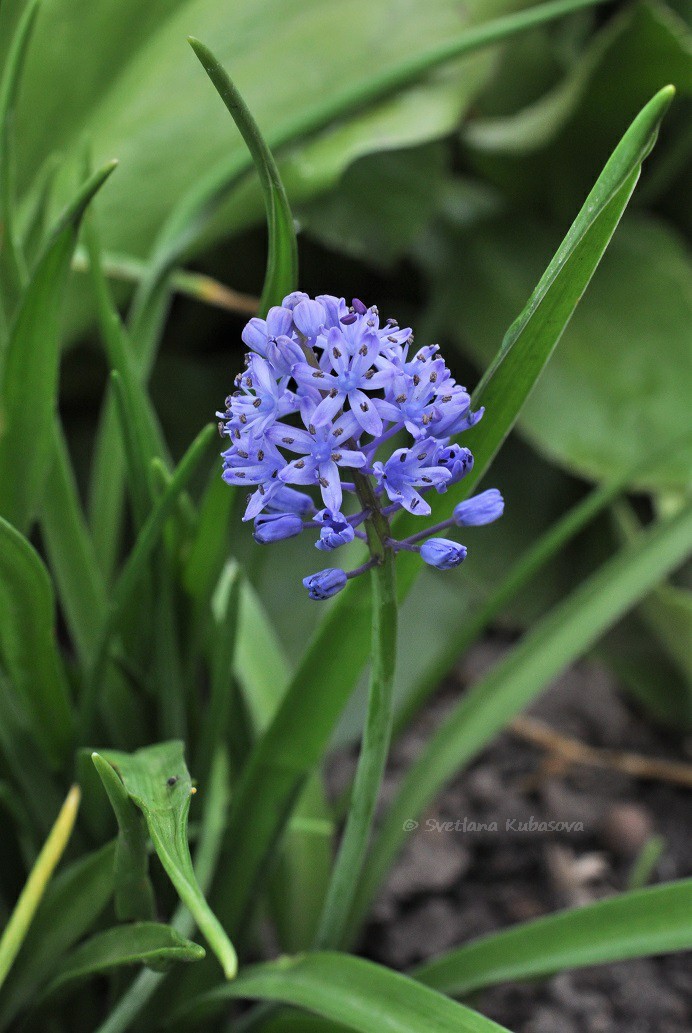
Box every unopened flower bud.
[420,538,467,570]
[453,489,504,527]
[303,567,348,600]
[253,513,303,544]
[315,509,355,551]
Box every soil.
[327,638,692,1033]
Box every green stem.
[314,539,397,950]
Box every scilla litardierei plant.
[1,12,692,1033]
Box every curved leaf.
[0,160,117,531]
[42,923,205,998]
[173,952,510,1033]
[413,880,692,996]
[0,517,73,766]
[97,742,237,979]
[188,38,297,315]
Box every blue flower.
[218,291,503,597]
[373,446,452,515]
[420,538,467,570]
[274,410,366,512]
[303,567,348,600]
[454,489,505,526]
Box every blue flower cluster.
[218,293,503,599]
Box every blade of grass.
[211,86,675,938]
[0,785,80,991]
[413,880,692,996]
[345,502,692,941]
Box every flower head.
[217,293,502,596]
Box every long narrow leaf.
[0,841,115,1031]
[0,518,73,767]
[173,952,510,1033]
[0,160,117,531]
[79,423,215,735]
[413,880,692,996]
[212,86,674,936]
[0,786,80,991]
[188,38,298,316]
[0,0,41,308]
[41,923,205,1000]
[346,502,692,939]
[40,418,108,667]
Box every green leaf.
[441,214,692,490]
[0,786,80,992]
[174,952,510,1032]
[97,742,237,979]
[347,502,692,940]
[0,0,40,310]
[0,517,73,767]
[16,0,606,296]
[42,923,205,998]
[90,746,232,1033]
[39,418,108,667]
[0,160,117,531]
[414,880,692,996]
[79,422,216,735]
[212,86,674,938]
[0,841,115,1031]
[92,753,155,922]
[188,37,298,315]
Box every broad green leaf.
[0,160,116,531]
[16,0,605,272]
[0,841,115,1030]
[188,37,298,314]
[0,517,73,767]
[259,1017,350,1033]
[0,786,80,992]
[413,880,692,996]
[97,742,237,979]
[463,0,692,216]
[42,923,205,998]
[211,86,674,937]
[346,502,692,939]
[437,214,692,490]
[92,753,155,922]
[173,952,510,1032]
